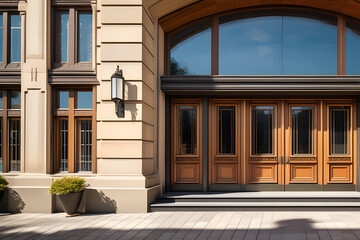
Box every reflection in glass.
[59,119,68,172]
[291,106,313,155]
[10,92,20,109]
[330,106,350,155]
[171,27,211,75]
[346,23,360,75]
[220,16,282,75]
[0,14,3,63]
[10,14,21,63]
[283,17,337,75]
[80,120,92,171]
[217,106,235,154]
[78,12,92,62]
[9,118,20,171]
[77,91,92,109]
[60,12,69,62]
[178,106,197,155]
[252,106,274,155]
[58,91,69,109]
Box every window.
[53,89,95,173]
[178,105,197,155]
[0,12,21,68]
[251,106,274,155]
[0,91,21,172]
[329,106,350,155]
[291,106,314,155]
[346,22,360,75]
[54,8,92,68]
[217,106,235,155]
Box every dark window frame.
[0,90,21,173]
[0,11,21,70]
[52,87,96,173]
[52,6,93,71]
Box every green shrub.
[0,175,9,191]
[48,176,87,195]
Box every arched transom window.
[168,9,360,76]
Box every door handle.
[285,156,289,164]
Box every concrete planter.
[58,191,84,216]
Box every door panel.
[171,100,202,184]
[285,102,320,185]
[209,102,240,185]
[324,102,356,184]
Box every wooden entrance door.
[284,101,322,187]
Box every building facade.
[1,0,360,213]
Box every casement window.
[53,8,92,69]
[53,88,96,173]
[0,91,21,172]
[0,12,21,68]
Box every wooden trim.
[52,0,92,6]
[3,12,8,66]
[68,8,75,65]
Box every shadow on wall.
[125,82,138,121]
[86,189,117,213]
[8,189,25,213]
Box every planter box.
[58,191,84,216]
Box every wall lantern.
[111,65,125,118]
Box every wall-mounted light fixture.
[111,65,125,118]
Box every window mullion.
[337,15,346,75]
[3,12,8,66]
[211,16,219,75]
[2,92,7,172]
[68,90,75,172]
[68,8,75,65]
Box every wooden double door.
[171,99,356,191]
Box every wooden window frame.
[0,90,21,173]
[165,8,356,76]
[0,11,21,70]
[52,7,93,71]
[53,86,96,173]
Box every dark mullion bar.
[211,16,219,75]
[3,13,8,66]
[337,15,346,75]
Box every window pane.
[77,91,92,109]
[59,119,68,172]
[10,14,21,63]
[10,92,20,109]
[283,16,337,75]
[346,23,360,75]
[217,106,235,155]
[9,118,20,171]
[219,16,282,75]
[170,21,211,75]
[252,106,274,155]
[58,91,69,109]
[0,14,3,63]
[330,106,350,155]
[0,92,3,109]
[60,12,69,62]
[78,12,92,62]
[178,106,197,155]
[80,120,92,171]
[292,106,314,155]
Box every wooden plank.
[68,90,75,172]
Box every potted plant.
[49,176,87,216]
[0,175,9,202]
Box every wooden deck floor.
[2,211,360,239]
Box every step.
[151,201,360,211]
